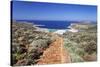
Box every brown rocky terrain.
[37,34,71,64]
[12,22,55,66]
[12,21,71,66]
[12,21,97,66]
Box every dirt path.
[37,35,71,64]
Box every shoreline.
[13,21,79,34]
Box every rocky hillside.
[12,21,55,66]
[11,21,97,66]
[63,23,97,62]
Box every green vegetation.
[12,21,97,65]
[64,39,84,62]
[12,21,54,66]
[63,23,97,62]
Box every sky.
[12,1,97,21]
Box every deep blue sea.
[16,20,72,29]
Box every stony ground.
[12,22,97,66]
[37,34,71,64]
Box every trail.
[37,35,71,64]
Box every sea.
[16,20,72,33]
[16,20,72,29]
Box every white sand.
[54,28,79,34]
[54,30,67,34]
[35,27,49,32]
[68,28,78,32]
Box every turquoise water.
[49,29,57,32]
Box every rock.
[15,59,28,66]
[83,54,97,61]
